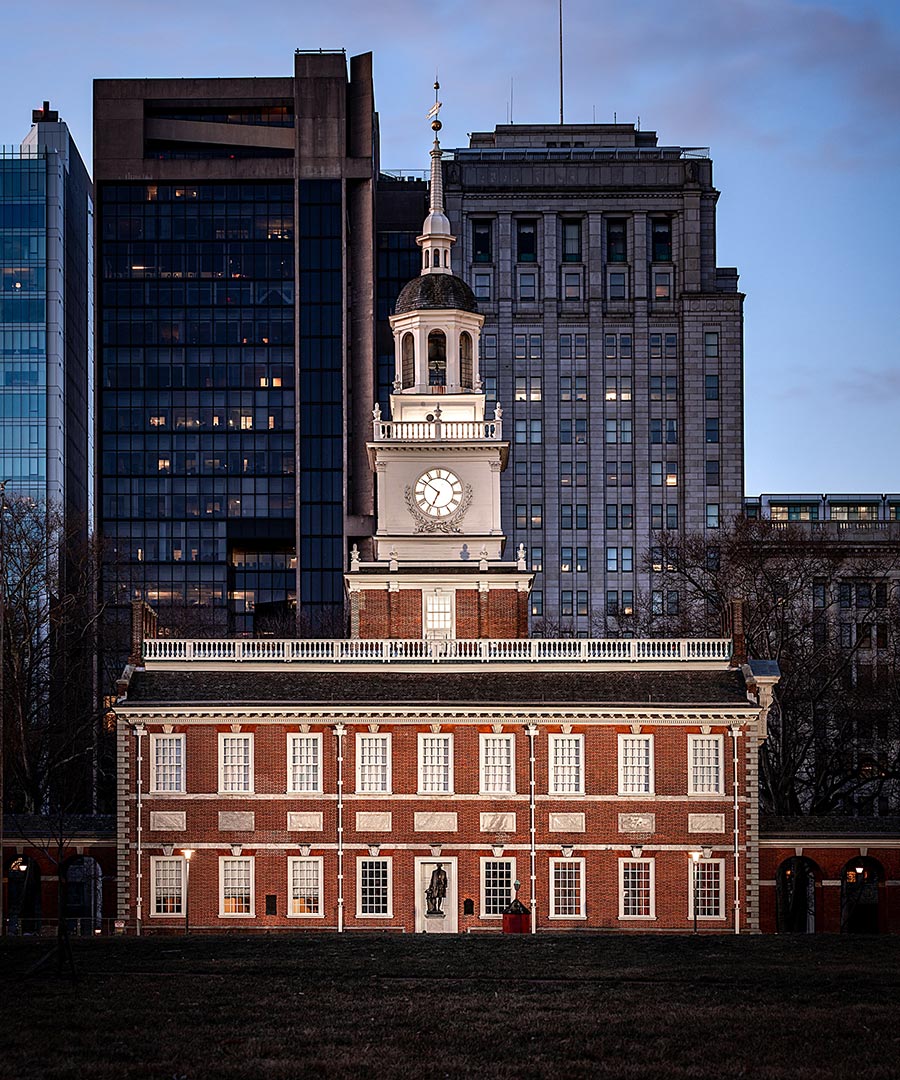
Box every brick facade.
[116,670,767,934]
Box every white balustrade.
[373,419,502,441]
[143,637,731,665]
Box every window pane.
[483,860,514,915]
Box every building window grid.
[689,859,725,919]
[550,858,585,918]
[220,856,254,916]
[357,734,391,793]
[619,735,654,794]
[480,734,515,794]
[689,735,724,794]
[287,733,321,793]
[152,857,183,916]
[549,734,584,794]
[419,733,454,794]
[619,858,655,919]
[288,857,323,917]
[358,857,392,917]
[482,858,516,917]
[151,734,184,793]
[219,734,253,793]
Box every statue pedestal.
[425,910,446,920]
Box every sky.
[1,0,898,496]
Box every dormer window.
[428,330,447,387]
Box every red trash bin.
[502,896,530,934]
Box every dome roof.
[394,273,478,315]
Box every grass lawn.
[2,933,899,1079]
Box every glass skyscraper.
[94,53,377,641]
[0,104,91,518]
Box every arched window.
[444,250,450,267]
[424,249,430,269]
[64,855,103,935]
[428,330,446,388]
[775,856,821,933]
[841,856,883,934]
[459,332,473,389]
[401,333,415,389]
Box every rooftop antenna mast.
[558,0,565,124]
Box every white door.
[414,857,458,933]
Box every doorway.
[414,857,458,933]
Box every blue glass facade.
[98,181,296,633]
[0,156,48,499]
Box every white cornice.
[118,704,756,727]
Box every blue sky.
[2,0,897,495]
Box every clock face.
[414,468,463,517]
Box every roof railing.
[142,637,732,665]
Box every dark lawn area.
[2,933,899,1079]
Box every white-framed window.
[619,858,656,919]
[150,856,183,916]
[549,858,585,918]
[688,734,724,795]
[219,856,254,917]
[356,733,391,794]
[150,733,185,793]
[549,733,584,794]
[688,858,726,920]
[287,733,322,794]
[418,733,454,794]
[480,733,516,795]
[423,590,454,639]
[218,733,253,793]
[287,856,323,917]
[481,857,516,917]
[618,734,654,795]
[357,857,392,917]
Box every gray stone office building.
[436,123,745,632]
[94,51,378,640]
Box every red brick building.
[105,120,896,938]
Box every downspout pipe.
[526,724,537,934]
[134,724,145,936]
[730,725,742,935]
[333,723,345,933]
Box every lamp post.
[691,850,701,934]
[182,849,194,935]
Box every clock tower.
[346,93,532,640]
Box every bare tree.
[1,497,110,952]
[641,516,900,816]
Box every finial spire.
[425,80,444,216]
[418,79,453,274]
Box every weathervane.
[425,79,442,132]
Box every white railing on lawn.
[143,637,731,664]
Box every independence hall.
[113,122,780,935]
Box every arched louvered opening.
[428,330,446,389]
[401,333,415,389]
[459,332,473,389]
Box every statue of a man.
[425,863,448,915]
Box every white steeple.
[418,82,454,275]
